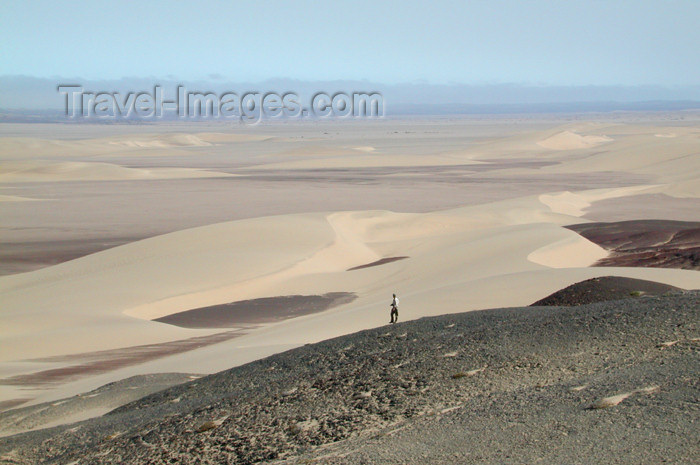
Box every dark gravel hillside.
[1,292,698,464]
[531,276,680,306]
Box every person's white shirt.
[392,296,399,307]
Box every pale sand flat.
[0,194,44,202]
[0,160,233,182]
[242,154,486,170]
[0,132,270,160]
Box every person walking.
[390,293,399,323]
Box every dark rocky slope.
[531,276,680,306]
[1,292,698,464]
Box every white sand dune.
[537,130,612,150]
[537,128,700,199]
[106,134,212,148]
[664,178,700,198]
[527,232,608,268]
[538,185,664,217]
[105,132,272,148]
[539,191,594,217]
[450,123,614,160]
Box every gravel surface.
[1,292,698,464]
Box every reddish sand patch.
[567,220,700,270]
[0,398,32,412]
[0,237,142,276]
[0,331,244,387]
[347,256,409,271]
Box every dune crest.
[0,194,43,202]
[539,192,592,217]
[537,130,612,150]
[527,232,609,268]
[0,132,269,160]
[106,134,212,148]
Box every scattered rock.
[589,385,660,409]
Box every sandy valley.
[1,114,699,442]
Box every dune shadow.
[347,256,408,271]
[154,292,357,329]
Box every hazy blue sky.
[1,0,699,86]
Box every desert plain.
[0,113,699,446]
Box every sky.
[1,0,699,87]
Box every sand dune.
[2,189,699,408]
[537,130,612,150]
[537,128,700,199]
[526,231,608,268]
[539,185,664,217]
[451,122,615,160]
[663,176,700,198]
[461,125,699,203]
[106,133,212,148]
